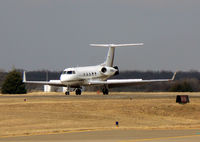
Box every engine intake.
[101,67,107,73]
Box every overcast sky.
[0,0,200,71]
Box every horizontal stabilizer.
[90,43,143,48]
[91,43,144,66]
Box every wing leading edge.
[88,72,177,88]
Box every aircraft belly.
[62,80,83,86]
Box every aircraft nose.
[60,74,75,82]
[60,74,67,82]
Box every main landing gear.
[102,88,109,95]
[75,88,82,95]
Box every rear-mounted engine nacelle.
[100,66,117,76]
[113,66,119,76]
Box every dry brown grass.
[0,92,200,137]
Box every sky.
[0,0,200,72]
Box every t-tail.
[90,43,144,67]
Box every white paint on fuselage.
[60,65,117,86]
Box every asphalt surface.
[0,129,200,142]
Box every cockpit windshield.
[62,71,66,74]
[62,70,76,74]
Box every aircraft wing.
[88,72,176,88]
[23,80,65,87]
[23,72,65,87]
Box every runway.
[0,129,200,142]
[1,92,200,100]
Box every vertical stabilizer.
[105,47,115,67]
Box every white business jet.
[23,43,176,95]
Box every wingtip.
[172,72,177,81]
[23,71,26,82]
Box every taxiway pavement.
[0,129,200,142]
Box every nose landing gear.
[75,88,82,95]
[65,91,70,95]
[65,86,70,95]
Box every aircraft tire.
[102,88,109,95]
[65,91,70,95]
[75,89,82,95]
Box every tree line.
[1,70,200,93]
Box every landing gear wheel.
[102,88,109,95]
[75,88,82,95]
[65,91,70,95]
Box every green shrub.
[169,81,193,92]
[1,70,27,94]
